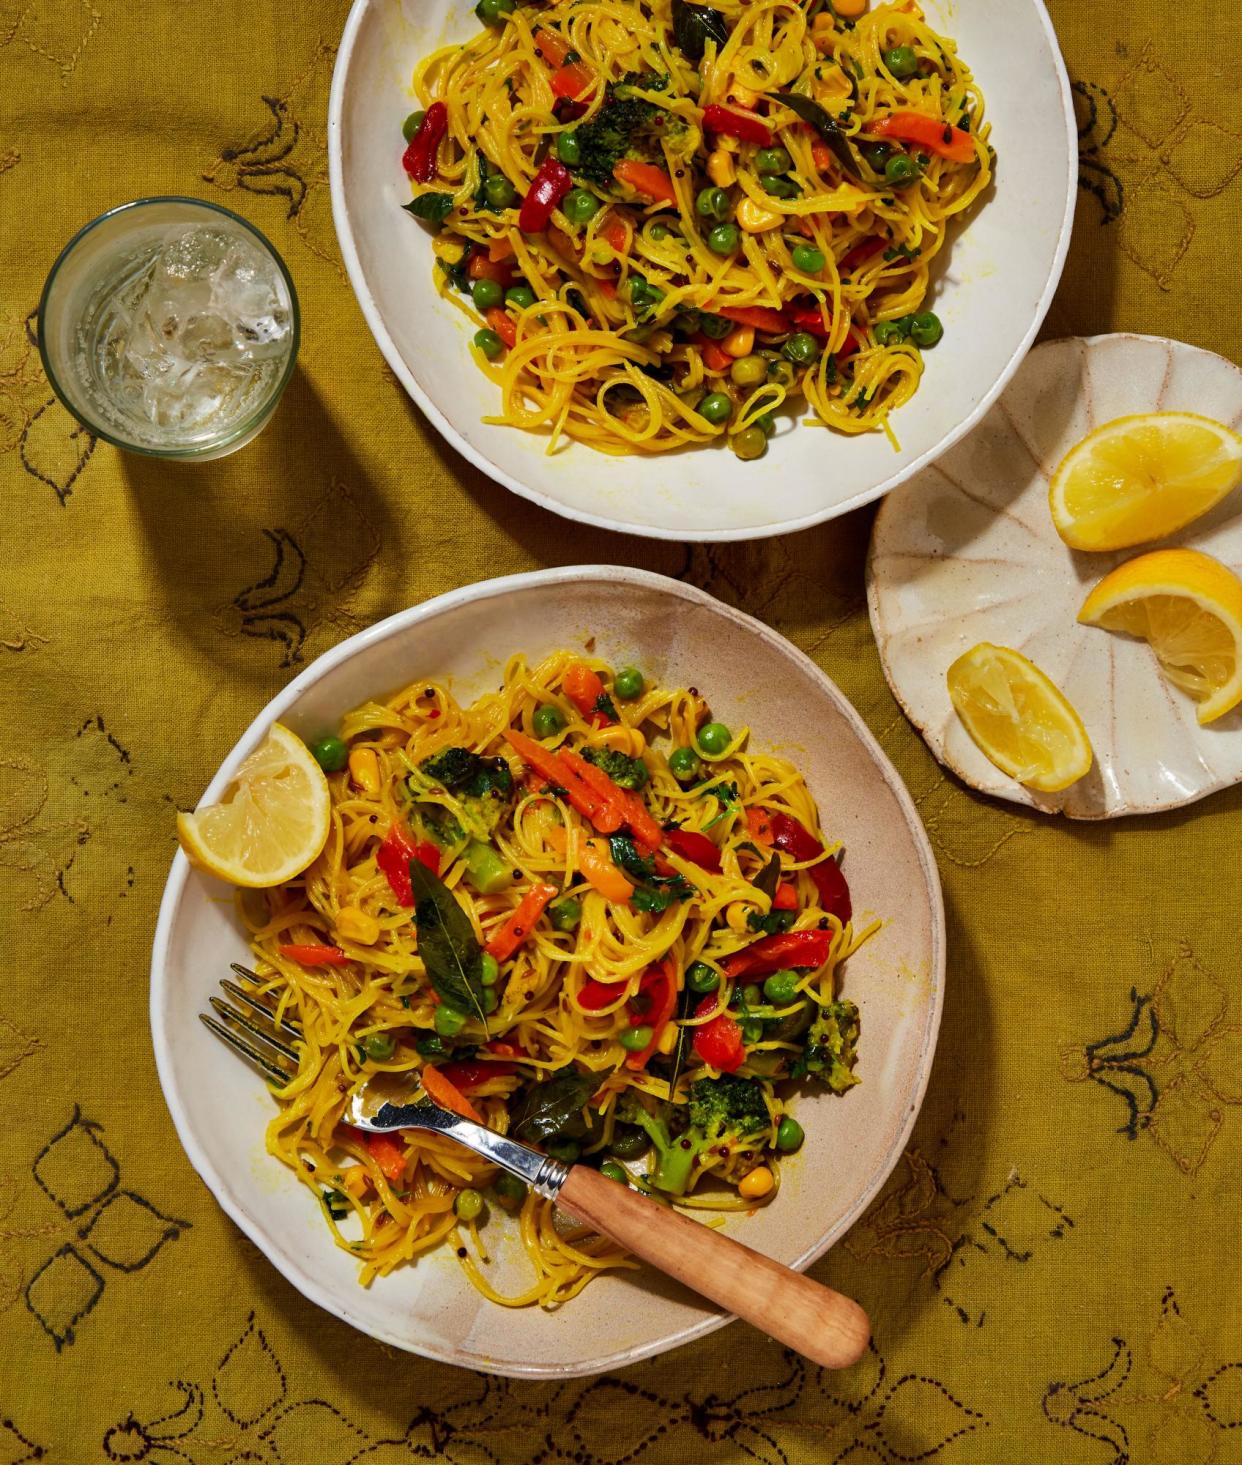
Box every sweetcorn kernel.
[738,198,782,233]
[739,1165,775,1199]
[347,747,381,795]
[337,907,381,945]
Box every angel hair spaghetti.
[398,0,991,458]
[240,652,872,1307]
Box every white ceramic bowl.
[151,567,945,1377]
[327,0,1076,541]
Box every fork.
[204,967,870,1370]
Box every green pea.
[731,426,768,461]
[614,666,644,700]
[884,45,919,78]
[475,0,514,25]
[484,174,517,208]
[563,187,601,225]
[761,176,801,199]
[874,318,908,346]
[471,278,504,311]
[649,223,670,241]
[415,1034,447,1058]
[700,313,733,339]
[755,146,792,175]
[669,746,703,783]
[756,410,776,437]
[884,153,920,187]
[627,275,664,309]
[454,1187,485,1221]
[697,721,732,755]
[730,354,768,388]
[776,1115,805,1152]
[549,896,582,932]
[707,222,740,255]
[493,1172,527,1208]
[791,242,826,274]
[610,1123,651,1159]
[434,1005,467,1037]
[619,1024,654,1052]
[557,130,581,166]
[362,1032,396,1061]
[741,983,763,1008]
[505,284,536,310]
[480,952,500,987]
[402,110,427,143]
[674,308,703,336]
[763,969,801,1004]
[741,1018,764,1044]
[696,185,732,221]
[698,391,733,425]
[545,1137,581,1162]
[481,987,500,1015]
[473,327,504,359]
[532,704,564,737]
[861,141,891,172]
[782,331,819,365]
[310,734,348,773]
[767,357,796,387]
[688,961,720,993]
[910,310,943,347]
[600,1160,628,1183]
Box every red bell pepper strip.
[485,882,559,961]
[721,928,834,980]
[702,104,773,147]
[625,960,677,1070]
[665,828,723,872]
[534,28,571,66]
[786,302,831,338]
[770,811,823,862]
[468,252,514,285]
[746,806,774,843]
[484,307,517,350]
[773,881,798,912]
[809,857,852,925]
[401,101,448,184]
[718,305,789,334]
[436,1059,517,1091]
[692,994,745,1072]
[278,943,351,967]
[578,977,627,1011]
[361,1130,406,1183]
[519,157,573,233]
[811,140,835,172]
[840,236,886,273]
[551,62,594,101]
[376,821,440,907]
[866,110,976,163]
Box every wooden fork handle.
[557,1165,869,1369]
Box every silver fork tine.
[208,995,301,1066]
[220,976,302,1039]
[200,1013,293,1084]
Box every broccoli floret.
[574,73,680,186]
[419,748,514,833]
[790,1000,860,1093]
[620,1075,768,1195]
[582,746,648,790]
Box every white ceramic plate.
[867,334,1242,819]
[151,566,945,1376]
[327,1,1076,541]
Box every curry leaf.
[671,0,729,61]
[402,192,455,228]
[778,92,860,178]
[408,858,489,1031]
[511,1068,597,1143]
[753,851,782,902]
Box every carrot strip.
[503,729,622,834]
[534,27,571,66]
[580,838,635,902]
[561,749,663,851]
[421,1065,485,1124]
[486,882,559,961]
[719,305,788,333]
[485,307,517,349]
[468,253,513,284]
[746,806,774,844]
[362,1131,406,1184]
[613,159,678,206]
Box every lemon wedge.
[177,723,331,886]
[1078,548,1242,724]
[1050,412,1242,552]
[946,643,1094,792]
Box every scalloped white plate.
[867,334,1242,819]
[327,0,1076,541]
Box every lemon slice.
[1078,548,1242,724]
[177,723,331,886]
[946,643,1094,792]
[1050,412,1242,552]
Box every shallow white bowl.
[151,567,945,1376]
[328,0,1076,541]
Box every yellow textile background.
[3,3,1241,1460]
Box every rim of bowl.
[326,0,1078,543]
[37,195,301,461]
[150,565,947,1376]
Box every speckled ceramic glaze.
[151,567,944,1377]
[327,0,1076,541]
[868,334,1242,820]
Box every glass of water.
[38,196,299,461]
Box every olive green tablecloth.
[3,3,1241,1460]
